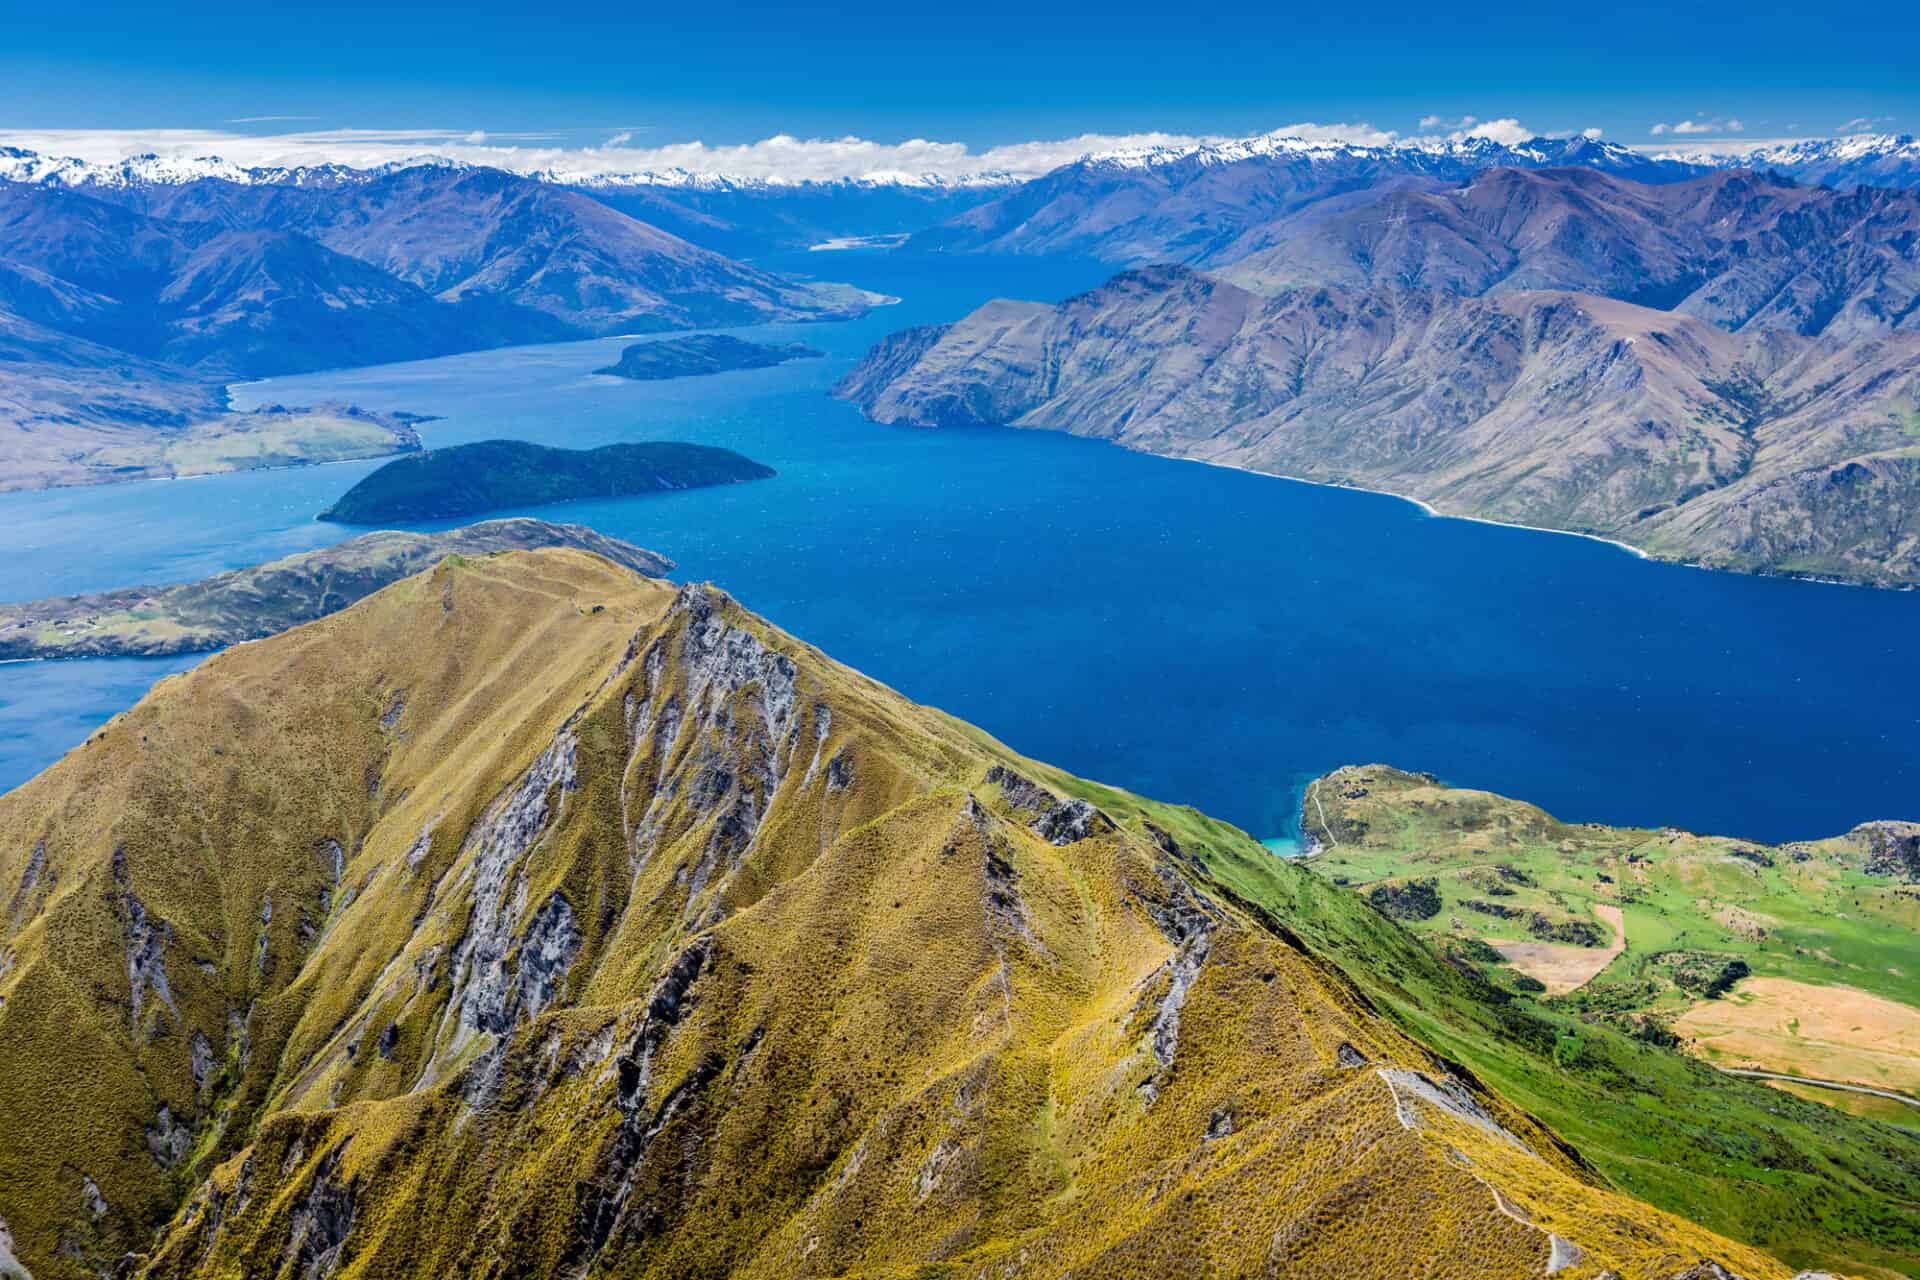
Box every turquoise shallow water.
[1,250,1916,843]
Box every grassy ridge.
[0,553,1805,1280]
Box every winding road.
[1716,1067,1920,1109]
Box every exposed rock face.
[146,1106,191,1170]
[279,1148,353,1280]
[7,845,45,921]
[1856,821,1920,881]
[983,765,1118,846]
[0,1214,26,1280]
[434,732,581,1059]
[837,265,1920,585]
[121,886,177,1033]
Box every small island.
[318,439,775,523]
[0,519,674,660]
[593,334,824,381]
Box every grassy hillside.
[0,551,1818,1280]
[1286,765,1920,1277]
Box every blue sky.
[0,0,1912,175]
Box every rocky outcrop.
[146,1106,191,1170]
[436,732,580,1056]
[280,1148,353,1280]
[1856,820,1920,881]
[0,1214,27,1280]
[983,765,1117,846]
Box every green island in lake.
[594,333,824,380]
[318,438,775,523]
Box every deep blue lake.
[1,250,1915,844]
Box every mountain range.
[1212,168,1920,339]
[0,153,884,489]
[8,130,1920,262]
[836,263,1920,585]
[0,165,877,379]
[1,545,1897,1280]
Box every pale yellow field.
[1676,976,1920,1096]
[1492,903,1625,996]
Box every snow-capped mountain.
[0,145,405,190]
[1653,133,1920,189]
[1071,129,1666,176]
[547,165,1022,192]
[913,132,1705,262]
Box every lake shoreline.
[1154,449,1901,592]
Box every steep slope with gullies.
[836,266,1920,585]
[1217,169,1920,341]
[0,550,1807,1280]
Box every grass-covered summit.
[0,549,1836,1280]
[318,438,774,523]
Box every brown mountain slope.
[1217,169,1920,341]
[0,549,1796,1280]
[835,266,1920,585]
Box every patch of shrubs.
[1368,877,1442,921]
[1462,898,1524,920]
[1654,951,1751,998]
[1526,914,1607,947]
[1452,937,1506,964]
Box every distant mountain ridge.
[9,130,1919,260]
[1653,133,1920,190]
[1214,167,1920,340]
[836,265,1920,586]
[910,135,1710,265]
[0,151,880,484]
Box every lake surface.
[2,250,1916,843]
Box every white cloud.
[1838,115,1894,135]
[1581,127,1604,140]
[1412,114,1544,146]
[463,130,488,145]
[1651,117,1742,137]
[1449,117,1535,146]
[606,130,634,147]
[1258,120,1400,146]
